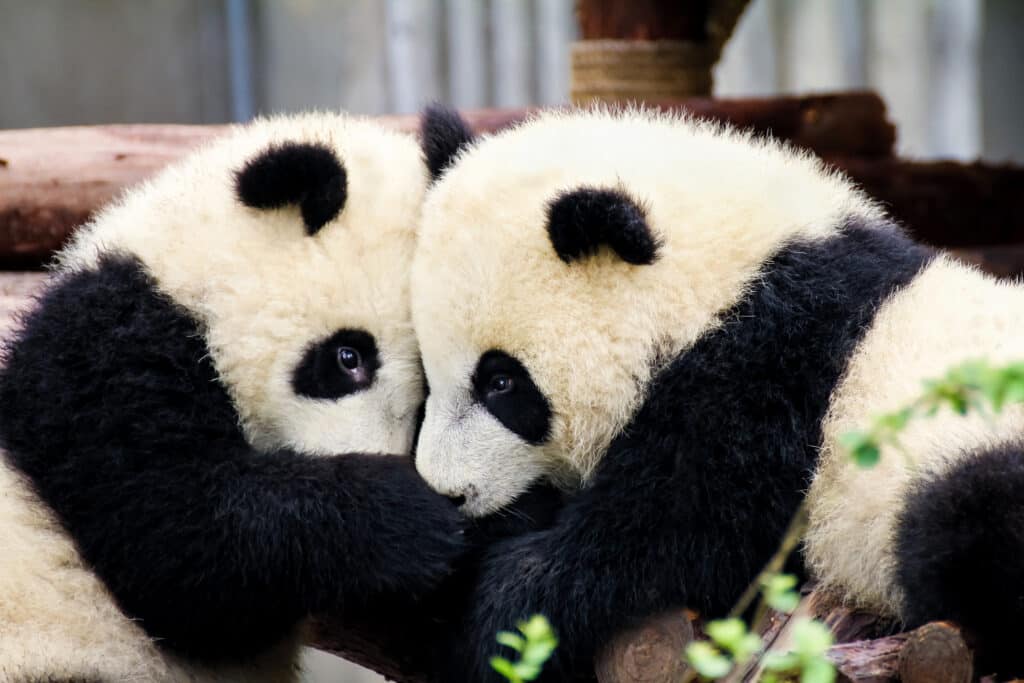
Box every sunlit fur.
[806,254,1024,616]
[59,114,425,457]
[1,113,428,682]
[412,106,1024,675]
[413,106,881,515]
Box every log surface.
[0,94,895,265]
[595,609,696,682]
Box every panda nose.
[444,484,478,509]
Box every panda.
[410,105,1024,680]
[0,112,465,682]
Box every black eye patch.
[292,329,380,400]
[547,186,660,265]
[471,350,552,444]
[235,142,347,236]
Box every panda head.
[58,113,428,456]
[412,106,882,515]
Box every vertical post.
[225,0,255,122]
[570,0,750,104]
[491,0,535,107]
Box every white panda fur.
[409,105,1024,680]
[0,112,464,682]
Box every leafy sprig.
[490,615,559,683]
[686,572,834,682]
[841,360,1024,467]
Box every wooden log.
[828,632,908,682]
[0,94,897,265]
[594,609,696,683]
[310,615,430,683]
[898,622,973,683]
[0,271,46,338]
[575,0,713,41]
[831,157,1024,248]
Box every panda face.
[59,113,428,457]
[412,108,882,515]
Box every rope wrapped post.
[571,0,751,103]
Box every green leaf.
[521,640,558,668]
[838,430,870,450]
[767,590,800,613]
[734,632,764,665]
[490,656,522,683]
[852,442,880,468]
[514,662,542,680]
[792,620,833,656]
[1005,379,1024,404]
[762,651,800,672]
[518,615,554,642]
[496,631,526,652]
[763,573,801,613]
[685,641,733,679]
[800,656,837,683]
[764,573,798,593]
[706,618,749,650]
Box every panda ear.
[546,186,660,265]
[420,104,475,181]
[235,142,347,236]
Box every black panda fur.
[0,256,462,660]
[410,106,1024,681]
[0,114,461,682]
[436,223,932,681]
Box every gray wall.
[1,0,1021,160]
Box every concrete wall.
[2,0,1020,161]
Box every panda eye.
[488,374,515,395]
[337,346,362,371]
[292,329,379,400]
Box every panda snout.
[443,484,478,509]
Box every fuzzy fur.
[235,141,347,235]
[420,104,475,180]
[414,106,883,515]
[0,113,459,682]
[427,226,929,681]
[547,186,659,265]
[805,254,1024,625]
[895,442,1024,673]
[412,107,1024,679]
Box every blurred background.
[2,1,1022,680]
[1,0,1022,161]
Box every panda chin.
[466,482,566,548]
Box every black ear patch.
[547,187,660,265]
[235,142,347,236]
[420,104,475,180]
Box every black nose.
[447,494,467,508]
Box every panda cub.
[0,113,463,682]
[412,106,1024,680]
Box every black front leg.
[0,257,465,660]
[448,437,803,682]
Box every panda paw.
[334,454,468,599]
[444,532,565,682]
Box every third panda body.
[411,106,1024,680]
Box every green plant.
[760,619,835,683]
[685,572,834,682]
[840,359,1024,467]
[493,360,1024,682]
[490,614,559,683]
